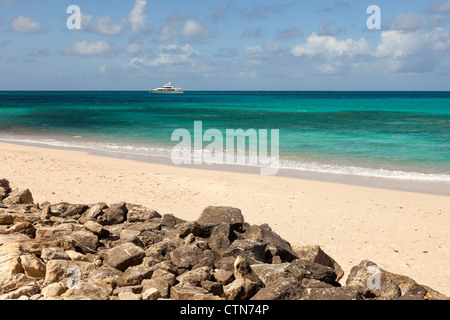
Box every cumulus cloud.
[291,33,370,60]
[63,40,110,56]
[375,28,450,73]
[179,19,215,40]
[128,0,150,34]
[10,16,42,34]
[126,43,141,55]
[86,15,124,36]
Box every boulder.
[243,224,298,262]
[19,254,46,278]
[71,230,98,253]
[208,223,235,253]
[223,239,267,264]
[251,277,303,300]
[197,206,245,231]
[3,189,34,204]
[176,266,212,286]
[100,243,145,271]
[126,204,161,223]
[170,244,204,269]
[100,202,128,226]
[293,245,344,281]
[286,259,339,286]
[301,286,366,300]
[142,278,170,299]
[346,260,401,300]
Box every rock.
[160,214,185,229]
[212,269,234,285]
[177,266,212,286]
[117,264,154,287]
[0,179,11,196]
[170,285,212,300]
[40,247,71,262]
[0,243,24,286]
[243,225,298,262]
[142,288,162,300]
[60,204,89,219]
[4,189,34,204]
[151,269,176,286]
[208,223,235,253]
[346,260,401,300]
[19,254,46,278]
[84,220,109,238]
[223,239,267,264]
[293,245,344,282]
[251,277,303,300]
[301,286,366,300]
[40,204,52,221]
[142,279,170,299]
[61,281,110,300]
[197,206,245,231]
[71,230,98,253]
[44,260,95,285]
[0,283,40,300]
[201,280,224,297]
[100,243,145,271]
[286,259,339,286]
[250,263,290,285]
[177,221,203,238]
[79,204,105,223]
[223,256,264,300]
[41,282,67,298]
[126,204,161,223]
[118,292,142,300]
[170,244,204,269]
[65,250,89,262]
[100,202,128,225]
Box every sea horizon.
[1,90,449,193]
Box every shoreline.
[1,139,449,197]
[0,141,449,295]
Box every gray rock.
[100,202,128,225]
[346,260,401,300]
[208,223,235,253]
[243,225,298,262]
[71,230,98,253]
[126,204,161,223]
[223,239,267,264]
[170,244,204,269]
[197,206,245,231]
[293,245,344,282]
[286,259,339,286]
[251,277,303,300]
[301,286,366,300]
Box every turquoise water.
[0,91,449,181]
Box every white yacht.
[148,82,184,94]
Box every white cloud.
[429,0,450,13]
[128,44,199,69]
[89,15,124,36]
[179,19,215,40]
[126,43,141,55]
[63,40,110,56]
[128,0,150,34]
[291,33,370,60]
[10,16,42,34]
[376,28,450,59]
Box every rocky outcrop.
[0,179,447,300]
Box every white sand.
[1,141,449,295]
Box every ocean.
[0,91,449,186]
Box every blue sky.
[1,0,450,90]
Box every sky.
[1,0,450,90]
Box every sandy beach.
[0,141,449,296]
